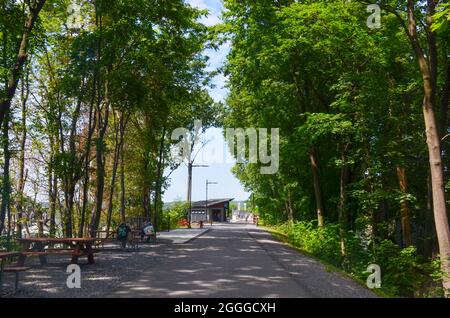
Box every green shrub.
[161,201,189,230]
[0,235,21,251]
[370,240,441,297]
[271,221,441,297]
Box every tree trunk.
[15,67,30,239]
[142,188,151,221]
[309,146,325,227]
[89,7,109,237]
[186,162,193,226]
[89,91,110,237]
[338,147,350,262]
[0,110,11,235]
[422,98,450,294]
[60,82,85,237]
[120,137,126,224]
[65,189,76,237]
[153,127,167,232]
[106,112,125,233]
[286,188,294,222]
[424,173,438,257]
[406,0,450,295]
[396,166,412,247]
[79,67,98,237]
[0,0,46,129]
[46,97,59,237]
[48,147,57,237]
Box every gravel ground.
[2,242,162,298]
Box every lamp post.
[187,163,208,227]
[206,179,218,226]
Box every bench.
[93,229,156,251]
[0,253,30,296]
[132,230,157,245]
[92,231,118,248]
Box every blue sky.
[162,0,250,203]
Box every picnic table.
[0,252,30,295]
[16,238,98,265]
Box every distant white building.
[231,210,253,223]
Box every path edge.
[176,228,211,244]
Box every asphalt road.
[111,223,377,298]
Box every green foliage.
[0,235,21,251]
[161,201,189,230]
[0,0,217,237]
[272,221,444,297]
[222,0,447,297]
[370,241,428,297]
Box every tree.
[0,0,46,129]
[223,0,449,296]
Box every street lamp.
[187,164,209,227]
[206,179,218,226]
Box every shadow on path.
[110,224,377,298]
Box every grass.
[260,225,391,298]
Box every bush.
[370,240,438,297]
[0,235,21,251]
[271,221,441,297]
[161,201,189,230]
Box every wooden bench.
[92,231,118,248]
[0,252,30,296]
[93,229,156,251]
[96,230,153,251]
[132,230,157,245]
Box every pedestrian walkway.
[110,223,377,298]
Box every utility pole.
[206,179,218,226]
[252,193,255,213]
[187,163,208,227]
[187,162,193,226]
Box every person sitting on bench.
[141,222,155,243]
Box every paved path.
[111,223,377,298]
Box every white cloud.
[187,0,210,10]
[187,0,223,26]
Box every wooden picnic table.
[0,252,22,259]
[1,252,30,295]
[16,238,98,265]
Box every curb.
[176,228,211,244]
